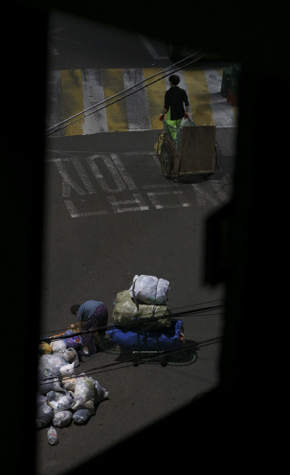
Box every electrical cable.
[39,301,224,342]
[37,300,224,379]
[45,51,205,136]
[38,335,222,383]
[45,51,203,134]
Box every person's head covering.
[76,300,102,321]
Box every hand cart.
[105,319,198,367]
[156,118,221,180]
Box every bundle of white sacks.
[129,275,170,305]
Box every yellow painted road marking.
[60,69,84,136]
[184,70,214,126]
[102,69,128,132]
[143,68,166,130]
[51,68,237,136]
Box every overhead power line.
[40,300,224,343]
[38,336,222,382]
[38,301,223,378]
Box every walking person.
[160,74,190,140]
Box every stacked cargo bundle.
[107,275,185,353]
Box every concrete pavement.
[36,11,237,474]
[37,127,235,474]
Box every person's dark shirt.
[164,86,189,120]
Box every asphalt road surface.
[37,10,237,474]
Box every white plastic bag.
[52,410,73,428]
[60,362,75,377]
[61,348,79,367]
[38,353,69,378]
[36,402,54,429]
[47,390,74,413]
[129,275,170,305]
[95,380,109,403]
[72,375,96,415]
[47,426,59,445]
[50,339,66,353]
[62,377,77,391]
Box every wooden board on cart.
[179,125,216,175]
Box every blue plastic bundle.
[106,319,184,351]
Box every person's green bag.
[165,107,182,141]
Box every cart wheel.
[167,349,198,366]
[203,173,214,180]
[132,352,140,366]
[160,357,168,367]
[214,142,222,171]
[160,143,173,178]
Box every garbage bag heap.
[37,275,184,445]
[36,338,109,444]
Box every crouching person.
[70,300,108,356]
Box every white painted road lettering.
[147,191,191,210]
[107,193,149,213]
[87,154,127,193]
[53,158,86,198]
[47,151,231,218]
[64,199,108,218]
[110,153,137,190]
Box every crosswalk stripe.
[123,68,151,130]
[102,69,128,132]
[204,69,235,127]
[81,69,108,133]
[143,68,167,130]
[47,68,237,136]
[60,69,84,136]
[46,70,63,135]
[184,69,215,126]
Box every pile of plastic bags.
[37,338,109,445]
